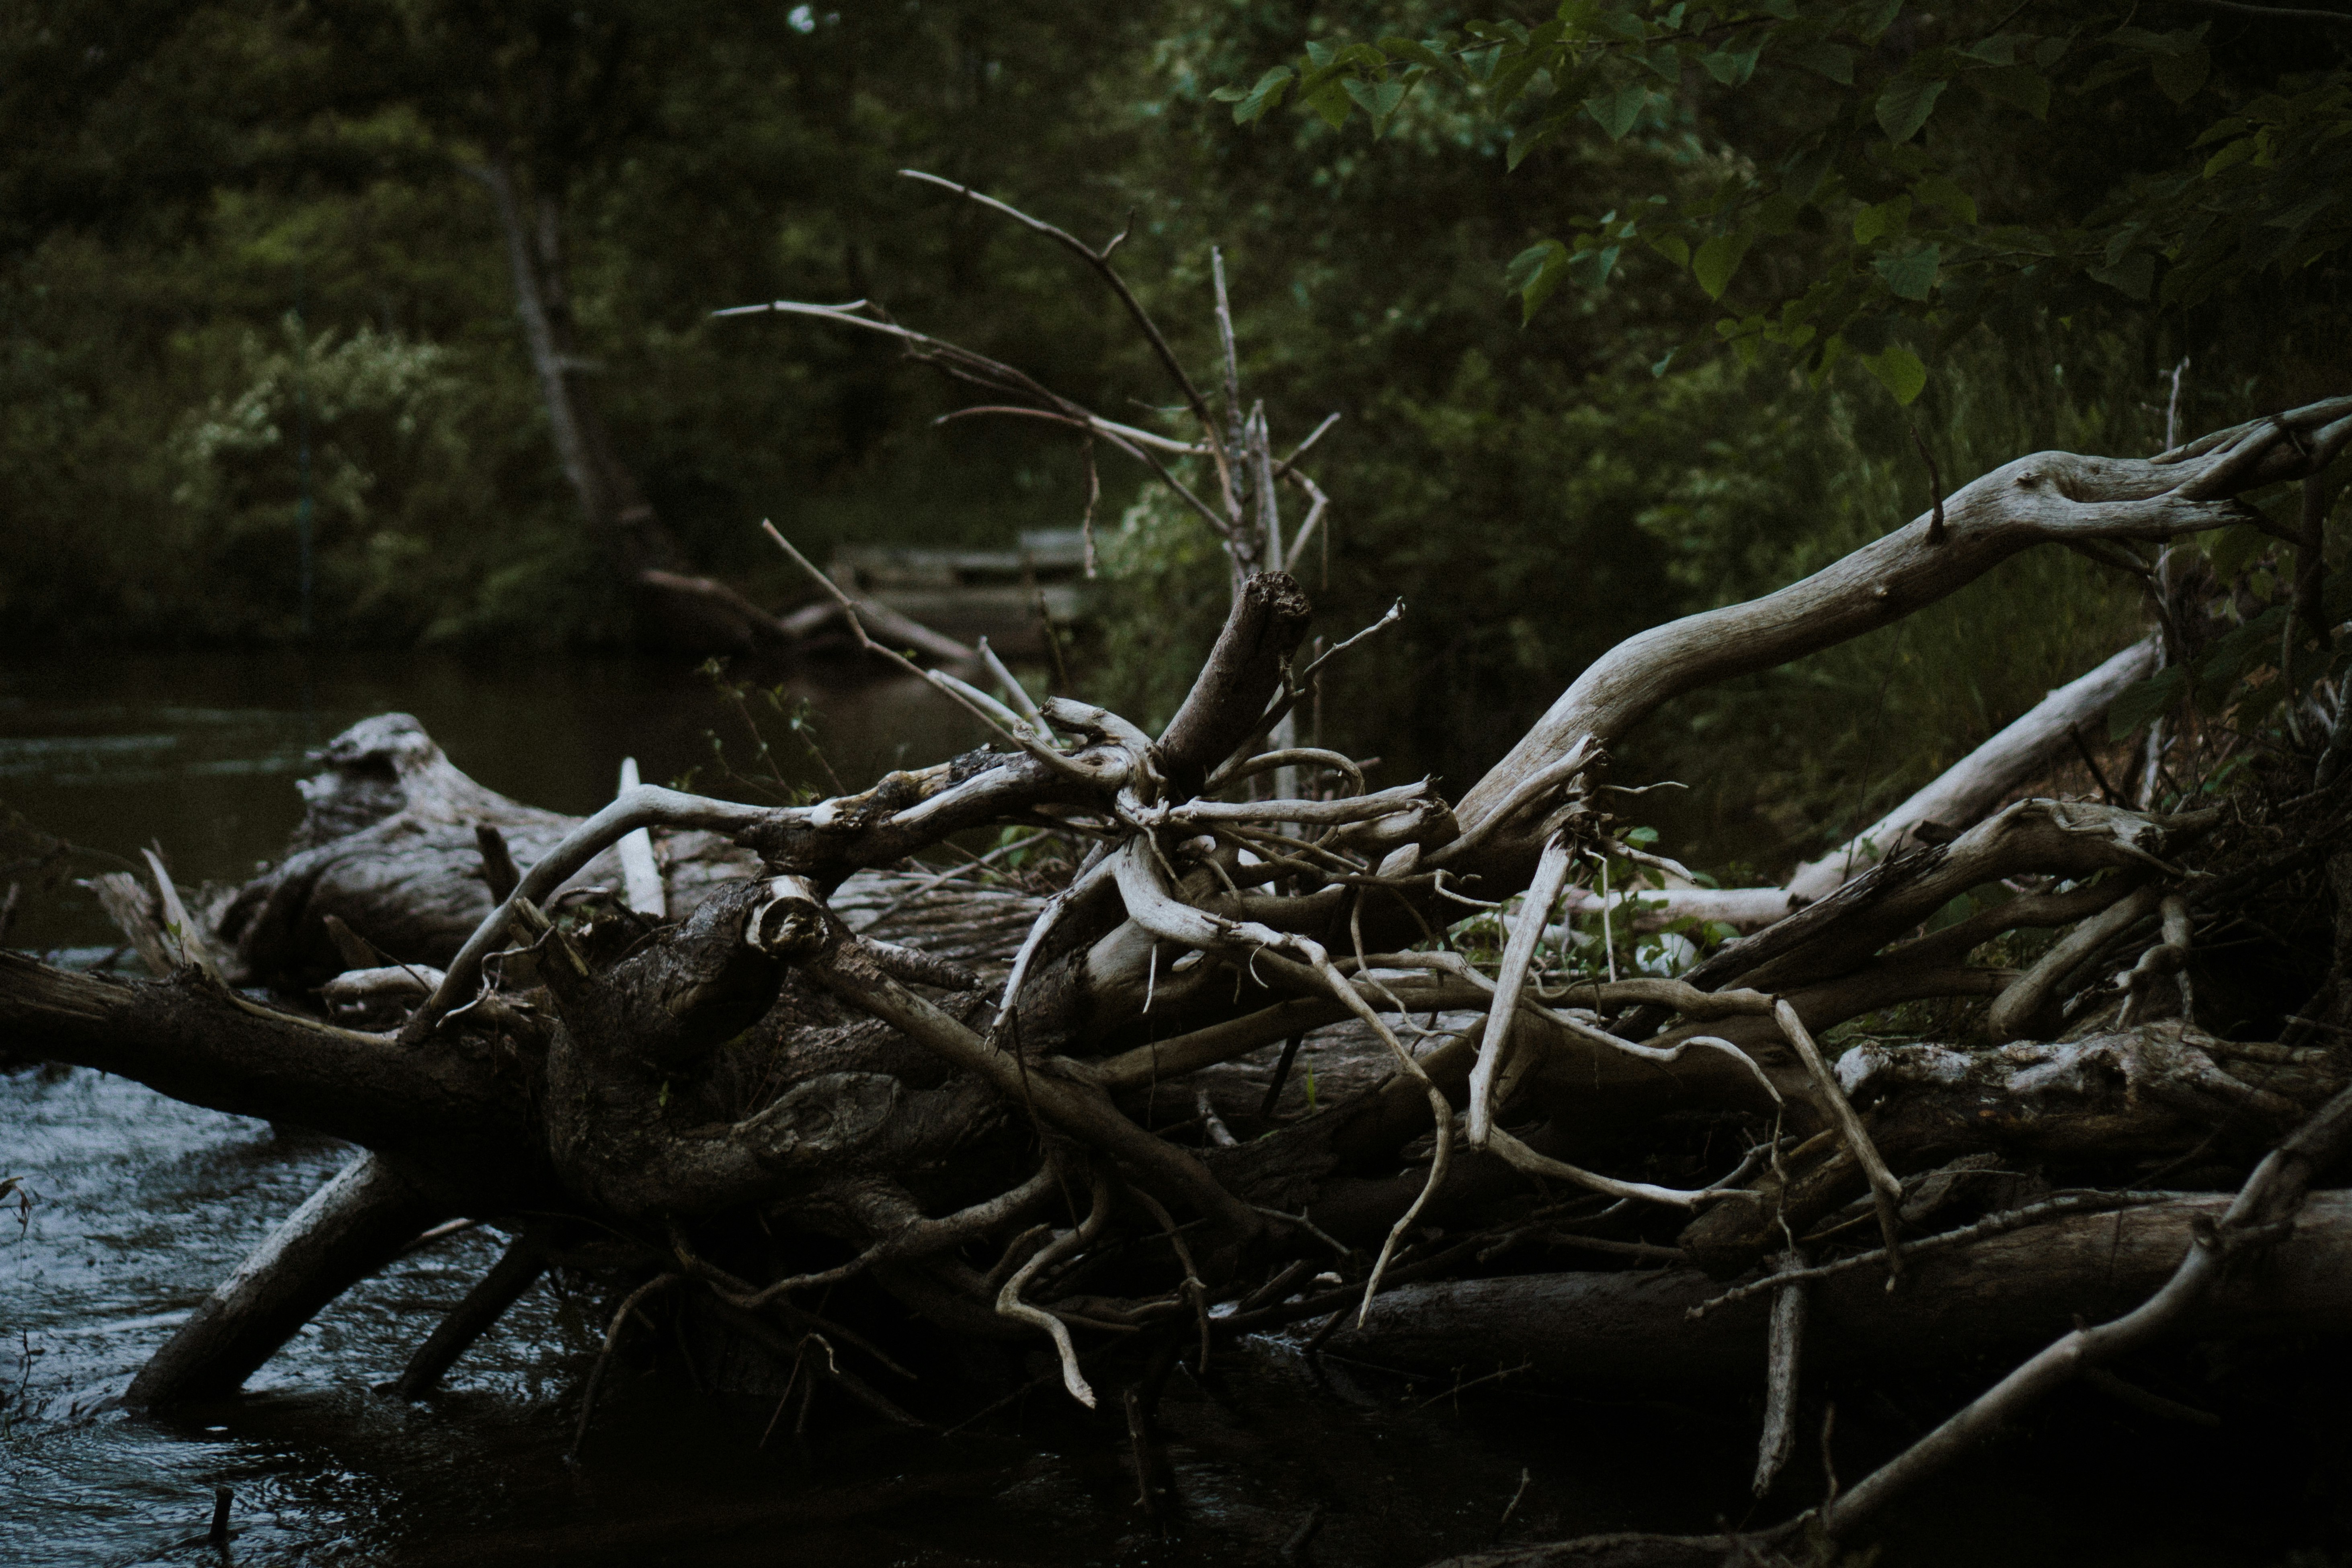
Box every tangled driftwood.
[6,184,2352,1560]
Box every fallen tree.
[4,186,2350,1562]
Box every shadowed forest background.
[3,0,2346,877]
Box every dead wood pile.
[4,207,2350,1560]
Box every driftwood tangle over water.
[7,322,2352,1556]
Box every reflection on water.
[0,650,986,955]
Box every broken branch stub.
[1155,570,1313,799]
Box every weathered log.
[0,951,537,1203]
[219,713,760,987]
[1676,1019,2342,1275]
[4,385,2344,1523]
[124,1153,446,1406]
[1333,1189,2352,1390]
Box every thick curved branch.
[1456,398,2352,851]
[1155,571,1314,798]
[1987,883,2166,1041]
[403,784,779,1043]
[126,1152,445,1406]
[1468,834,1575,1145]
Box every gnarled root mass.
[5,396,2352,1563]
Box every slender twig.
[1297,599,1404,683]
[571,1273,679,1459]
[2178,0,2352,22]
[1284,470,1333,573]
[726,301,1240,542]
[898,171,1227,460]
[1411,1358,1535,1411]
[2069,724,2122,806]
[978,637,1046,727]
[1274,411,1342,475]
[1133,1188,1213,1375]
[763,523,1102,786]
[1254,1204,1353,1261]
[1907,420,1946,544]
[933,402,1206,455]
[1259,1033,1307,1118]
[1210,244,1250,551]
[1774,1001,1906,1273]
[1080,436,1101,578]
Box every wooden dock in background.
[817,528,1090,660]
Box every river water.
[0,650,987,957]
[1,651,2344,1565]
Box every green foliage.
[2109,567,2352,741]
[1088,474,1235,732]
[162,316,574,643]
[1444,825,1737,983]
[0,0,1161,647]
[1218,2,2352,401]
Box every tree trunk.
[1330,1190,2352,1390]
[475,155,781,654]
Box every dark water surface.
[0,650,983,955]
[4,651,2349,1566]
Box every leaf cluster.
[1216,1,2352,403]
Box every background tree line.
[4,0,2346,873]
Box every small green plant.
[685,659,844,806]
